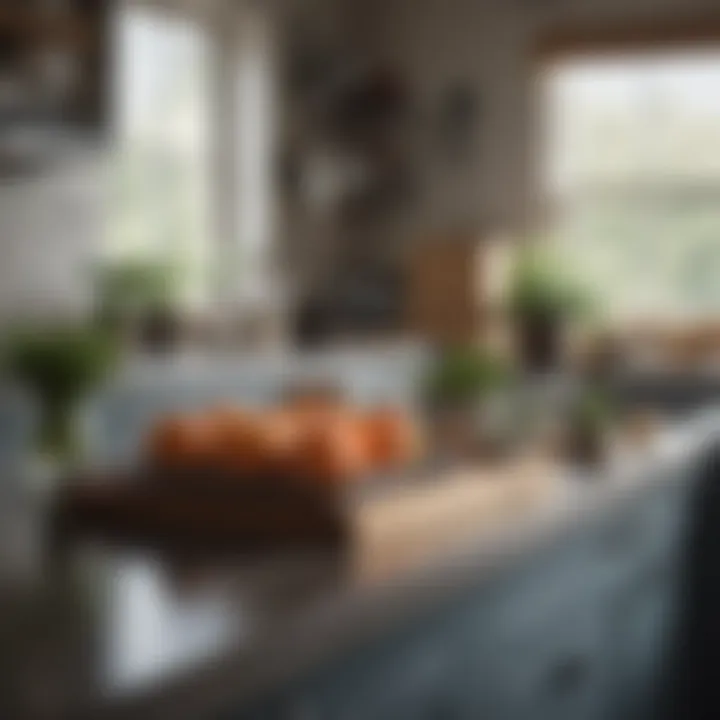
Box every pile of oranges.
[145,397,423,486]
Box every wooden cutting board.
[349,459,557,579]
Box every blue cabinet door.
[225,472,692,720]
[602,482,687,720]
[233,610,468,720]
[607,567,682,720]
[318,613,467,720]
[458,598,610,720]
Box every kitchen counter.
[0,418,712,720]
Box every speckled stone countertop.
[0,417,712,720]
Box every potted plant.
[565,388,614,467]
[94,258,183,354]
[424,347,513,459]
[2,326,118,462]
[508,246,591,372]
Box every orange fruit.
[294,416,369,486]
[211,410,266,478]
[362,407,422,470]
[258,410,303,478]
[146,414,216,469]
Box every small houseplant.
[2,326,118,461]
[565,387,614,466]
[508,246,591,372]
[425,347,510,409]
[424,347,513,459]
[94,258,183,353]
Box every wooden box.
[53,461,555,577]
[404,233,513,348]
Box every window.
[108,7,210,306]
[544,52,720,321]
[234,10,276,304]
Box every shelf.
[0,6,96,49]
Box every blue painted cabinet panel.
[608,575,679,720]
[227,472,694,720]
[604,484,689,720]
[464,602,609,720]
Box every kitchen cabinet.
[229,467,694,720]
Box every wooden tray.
[54,468,349,550]
[53,459,557,559]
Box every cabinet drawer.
[251,613,465,720]
[607,574,682,720]
[325,618,465,720]
[592,482,687,590]
[456,526,603,650]
[461,599,609,720]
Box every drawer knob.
[546,654,589,698]
[424,698,462,720]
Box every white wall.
[0,148,106,326]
